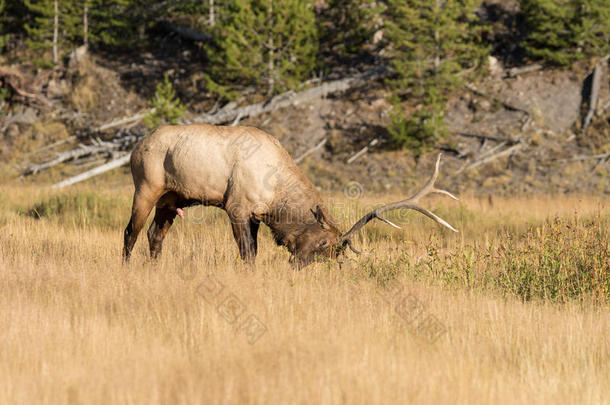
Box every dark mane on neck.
[263,205,315,250]
[262,167,338,251]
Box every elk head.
[288,205,343,268]
[291,154,459,268]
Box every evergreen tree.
[145,75,186,128]
[160,0,211,20]
[318,0,383,61]
[88,0,140,49]
[62,0,88,47]
[580,0,610,58]
[522,0,610,66]
[385,0,488,152]
[24,0,60,65]
[204,0,318,99]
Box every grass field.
[0,184,608,404]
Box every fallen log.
[0,65,51,105]
[52,154,131,189]
[23,132,140,176]
[506,64,543,78]
[23,143,115,175]
[95,110,153,132]
[456,142,524,174]
[346,138,379,164]
[23,136,77,157]
[294,138,327,163]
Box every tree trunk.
[433,0,440,73]
[83,3,88,47]
[209,0,215,27]
[53,0,58,64]
[267,0,274,96]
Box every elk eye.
[318,240,329,248]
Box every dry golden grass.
[0,185,608,404]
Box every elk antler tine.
[432,153,442,179]
[344,239,361,255]
[432,188,460,201]
[375,213,401,229]
[435,153,442,169]
[412,206,459,233]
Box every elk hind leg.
[123,189,158,263]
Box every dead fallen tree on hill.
[0,66,52,106]
[186,67,388,125]
[453,132,525,175]
[22,131,141,176]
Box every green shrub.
[522,0,610,66]
[495,216,609,302]
[145,75,186,128]
[411,214,610,303]
[388,100,448,153]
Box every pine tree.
[88,0,139,49]
[522,0,582,66]
[385,0,488,152]
[62,0,88,47]
[523,0,610,66]
[204,0,318,99]
[145,75,186,128]
[318,0,383,61]
[580,0,610,58]
[24,0,59,65]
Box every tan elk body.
[123,123,458,267]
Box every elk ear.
[311,205,332,231]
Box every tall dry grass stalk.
[0,186,608,404]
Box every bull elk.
[123,124,458,267]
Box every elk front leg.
[250,219,260,256]
[230,219,257,263]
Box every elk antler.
[339,154,458,254]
